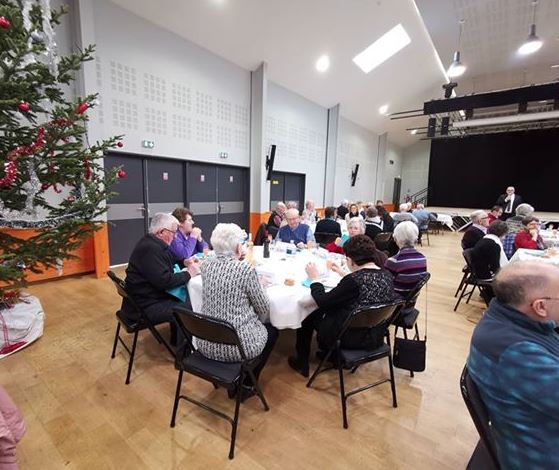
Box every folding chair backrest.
[344,302,405,331]
[108,270,144,317]
[254,223,268,246]
[462,249,480,278]
[173,306,245,357]
[374,232,393,244]
[405,272,431,306]
[314,232,338,245]
[460,365,501,469]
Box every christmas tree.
[0,0,123,304]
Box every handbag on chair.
[393,284,428,372]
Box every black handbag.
[393,285,428,372]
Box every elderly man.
[392,203,418,227]
[461,210,489,250]
[267,202,286,237]
[496,186,523,220]
[337,199,349,220]
[315,206,341,236]
[467,261,559,469]
[124,212,200,348]
[276,208,315,248]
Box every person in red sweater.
[487,205,503,224]
[515,216,545,250]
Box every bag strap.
[423,281,428,341]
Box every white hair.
[276,202,286,211]
[210,223,243,256]
[393,221,419,248]
[515,203,534,217]
[416,203,425,210]
[287,201,299,209]
[342,199,349,205]
[399,203,408,212]
[470,210,488,223]
[347,217,366,234]
[285,208,300,219]
[149,213,179,234]
[305,199,314,209]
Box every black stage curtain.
[428,128,559,212]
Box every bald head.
[494,261,559,320]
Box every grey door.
[270,171,305,212]
[106,154,147,265]
[146,159,185,223]
[186,162,218,242]
[217,166,248,230]
[270,172,285,211]
[393,177,402,205]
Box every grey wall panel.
[107,203,146,221]
[190,202,219,216]
[148,202,184,215]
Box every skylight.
[352,24,411,74]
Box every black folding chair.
[170,307,269,459]
[460,365,501,470]
[374,232,398,256]
[314,232,339,246]
[454,249,493,312]
[455,264,470,298]
[306,301,404,429]
[108,271,175,384]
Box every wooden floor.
[1,232,487,469]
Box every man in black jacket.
[125,212,200,347]
[462,210,490,250]
[336,199,349,220]
[496,186,523,221]
[315,206,341,236]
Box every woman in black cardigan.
[288,235,397,377]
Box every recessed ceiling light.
[411,129,418,135]
[352,24,411,74]
[379,104,389,115]
[315,55,330,73]
[551,64,559,68]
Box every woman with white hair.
[384,221,427,297]
[506,203,535,234]
[196,223,278,400]
[302,200,318,224]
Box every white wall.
[401,140,431,197]
[383,141,404,203]
[265,81,328,207]
[86,0,251,166]
[334,117,380,204]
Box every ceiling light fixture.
[379,104,389,115]
[411,129,418,135]
[518,1,543,55]
[447,20,467,78]
[551,64,559,68]
[352,24,411,74]
[315,55,330,72]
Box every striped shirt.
[384,247,427,296]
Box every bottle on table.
[263,232,270,258]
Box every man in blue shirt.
[467,261,559,470]
[276,208,315,248]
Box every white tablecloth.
[509,248,559,265]
[436,213,453,229]
[187,246,345,329]
[539,229,559,248]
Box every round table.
[509,248,559,265]
[187,246,345,329]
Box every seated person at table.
[471,220,509,282]
[267,202,286,237]
[169,207,208,260]
[364,207,384,241]
[197,223,278,399]
[288,235,398,377]
[377,205,394,232]
[413,203,435,231]
[337,199,349,220]
[515,216,545,250]
[315,206,341,236]
[461,210,489,250]
[384,221,427,297]
[302,199,319,224]
[125,213,200,349]
[506,203,535,234]
[392,203,419,227]
[276,208,315,248]
[467,261,559,470]
[487,205,503,224]
[344,203,362,223]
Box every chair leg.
[125,330,140,385]
[454,283,468,311]
[466,285,475,304]
[338,365,348,429]
[229,373,244,460]
[426,231,430,246]
[246,369,269,411]
[414,324,420,341]
[111,322,121,359]
[454,273,467,297]
[388,354,398,408]
[170,368,184,428]
[307,350,333,388]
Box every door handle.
[217,203,222,214]
[137,206,146,212]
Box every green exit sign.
[142,140,155,149]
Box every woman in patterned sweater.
[288,235,398,377]
[197,223,278,392]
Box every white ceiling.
[109,0,448,147]
[416,0,559,94]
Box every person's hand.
[529,228,538,240]
[191,227,202,241]
[330,263,344,276]
[505,195,511,202]
[305,262,319,281]
[334,237,342,246]
[258,274,270,288]
[184,256,200,267]
[296,241,306,249]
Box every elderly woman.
[302,200,318,224]
[506,203,535,234]
[384,221,427,297]
[197,223,278,398]
[169,207,208,260]
[344,203,362,223]
[288,235,398,377]
[267,202,286,237]
[514,216,545,250]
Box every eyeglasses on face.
[162,228,178,235]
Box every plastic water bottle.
[263,238,270,258]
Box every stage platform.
[427,206,559,231]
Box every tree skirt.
[0,294,44,359]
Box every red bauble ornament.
[0,17,10,29]
[117,169,127,179]
[41,183,50,190]
[117,141,124,148]
[18,102,30,112]
[67,195,76,202]
[76,102,89,114]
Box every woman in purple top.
[169,207,208,260]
